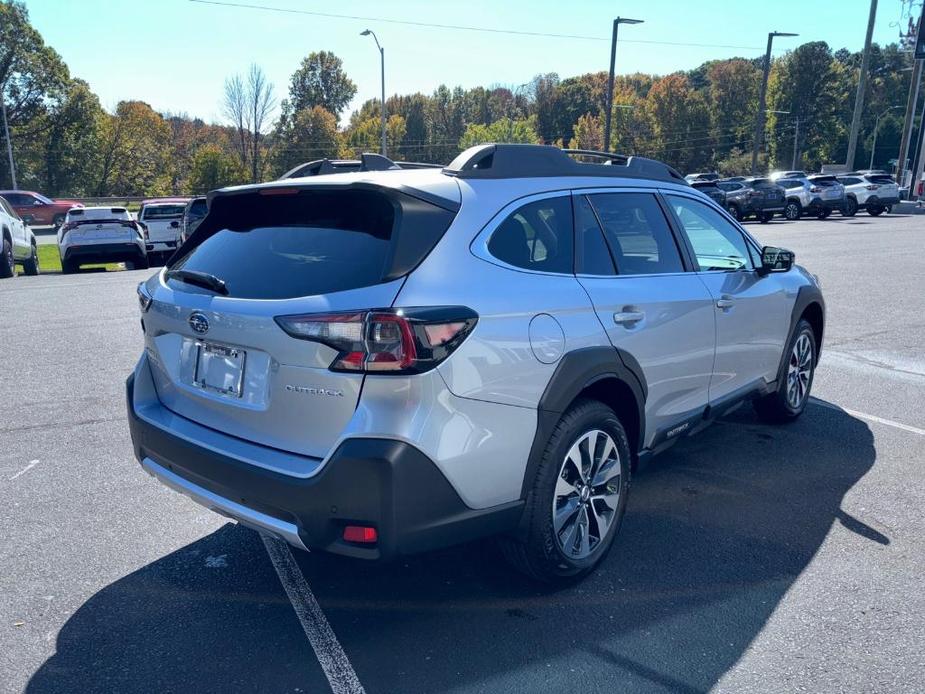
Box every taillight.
[866,184,879,191]
[810,186,820,193]
[275,307,478,375]
[121,220,146,238]
[60,222,77,236]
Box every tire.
[754,319,817,423]
[816,209,831,219]
[52,214,65,228]
[886,205,893,214]
[727,205,743,222]
[61,257,77,274]
[131,256,150,270]
[22,243,40,276]
[784,201,802,221]
[842,197,858,217]
[0,237,15,278]
[867,206,884,216]
[498,399,631,583]
[759,212,774,223]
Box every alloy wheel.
[552,429,621,560]
[785,202,800,220]
[787,333,813,409]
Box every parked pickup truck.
[137,198,190,263]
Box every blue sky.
[25,0,912,125]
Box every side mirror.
[170,220,180,228]
[758,246,794,275]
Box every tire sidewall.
[779,321,816,417]
[534,403,631,577]
[1,238,15,278]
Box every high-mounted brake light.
[258,187,300,196]
[274,307,478,375]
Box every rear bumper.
[63,242,146,264]
[146,240,178,252]
[126,369,523,560]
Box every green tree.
[458,116,540,149]
[273,105,342,174]
[189,143,245,193]
[345,114,406,157]
[287,51,357,117]
[93,101,172,196]
[643,73,712,172]
[706,59,760,161]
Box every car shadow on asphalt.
[27,403,875,694]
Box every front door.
[663,193,791,405]
[573,191,716,448]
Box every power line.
[188,0,765,51]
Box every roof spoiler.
[442,144,687,184]
[279,153,401,180]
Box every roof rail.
[279,152,400,180]
[442,144,687,184]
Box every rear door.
[663,193,791,405]
[574,190,716,446]
[143,186,456,458]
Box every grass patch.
[34,244,124,274]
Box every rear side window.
[867,175,895,184]
[170,188,453,300]
[586,192,684,276]
[487,196,573,274]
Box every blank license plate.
[193,342,246,398]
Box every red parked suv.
[0,190,83,227]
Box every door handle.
[715,296,735,310]
[613,310,645,326]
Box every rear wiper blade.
[165,268,229,295]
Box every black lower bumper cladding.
[126,375,523,560]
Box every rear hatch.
[62,208,137,245]
[747,179,784,208]
[810,176,844,201]
[866,174,899,198]
[141,182,458,458]
[141,203,186,244]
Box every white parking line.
[8,459,40,481]
[262,535,365,694]
[810,398,925,436]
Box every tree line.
[0,0,915,197]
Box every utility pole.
[792,116,800,170]
[751,31,798,174]
[1,85,17,190]
[845,0,878,169]
[360,29,387,157]
[603,17,643,153]
[897,9,924,187]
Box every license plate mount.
[193,342,246,398]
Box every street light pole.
[751,31,798,174]
[1,84,17,190]
[603,17,643,153]
[360,29,386,157]
[870,105,902,170]
[845,0,879,169]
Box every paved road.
[2,214,923,693]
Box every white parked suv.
[58,207,147,273]
[127,145,825,583]
[837,173,900,216]
[137,198,189,262]
[0,194,39,277]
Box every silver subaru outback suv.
[127,144,824,583]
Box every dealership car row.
[0,160,906,279]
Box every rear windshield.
[748,179,773,187]
[169,188,454,300]
[691,182,717,190]
[143,204,186,220]
[66,208,130,221]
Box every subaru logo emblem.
[188,311,209,335]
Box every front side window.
[586,192,684,275]
[487,196,573,274]
[667,195,753,272]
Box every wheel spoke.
[554,497,580,534]
[578,506,591,556]
[564,442,585,484]
[589,497,614,540]
[555,473,579,499]
[592,455,620,488]
[558,503,581,551]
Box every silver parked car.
[127,144,825,583]
[776,176,846,220]
[836,173,900,216]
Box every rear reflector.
[343,526,378,543]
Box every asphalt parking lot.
[2,213,924,694]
